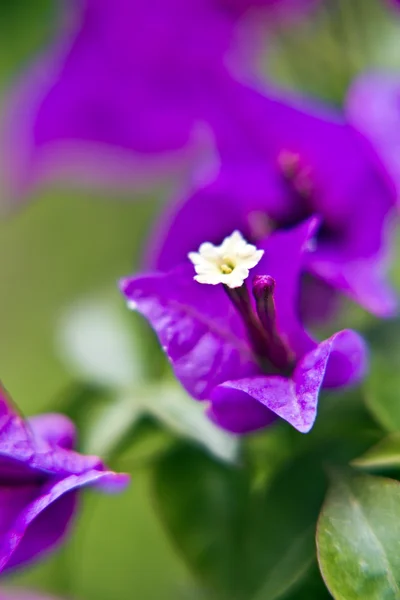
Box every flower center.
[219,257,235,274]
[188,232,293,373]
[188,230,264,289]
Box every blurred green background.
[2,1,400,598]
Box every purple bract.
[0,0,285,203]
[121,219,367,434]
[347,72,400,203]
[0,386,129,574]
[147,83,397,317]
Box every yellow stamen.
[220,264,234,274]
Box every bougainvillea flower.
[347,72,400,202]
[0,386,129,574]
[121,219,367,434]
[2,0,293,204]
[147,83,397,317]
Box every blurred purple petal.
[347,71,400,201]
[2,0,295,203]
[26,414,76,450]
[1,51,215,206]
[306,243,398,317]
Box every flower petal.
[0,389,115,480]
[209,331,354,433]
[207,389,276,433]
[0,469,129,574]
[0,53,211,208]
[120,265,259,399]
[0,386,36,472]
[322,329,368,389]
[27,414,76,450]
[147,81,396,317]
[347,72,400,199]
[3,0,274,206]
[306,250,397,318]
[145,160,287,272]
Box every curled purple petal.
[208,387,277,433]
[210,333,335,433]
[322,329,368,389]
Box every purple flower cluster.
[3,0,400,496]
[0,386,128,575]
[121,218,367,434]
[2,0,400,585]
[8,0,386,435]
[114,5,398,434]
[111,3,396,435]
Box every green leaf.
[307,388,379,445]
[252,528,314,600]
[352,434,400,471]
[249,453,327,600]
[317,472,400,600]
[152,389,378,600]
[153,444,250,599]
[153,444,329,600]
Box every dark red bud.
[252,275,292,371]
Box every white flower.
[188,230,264,289]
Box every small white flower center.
[188,230,264,289]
